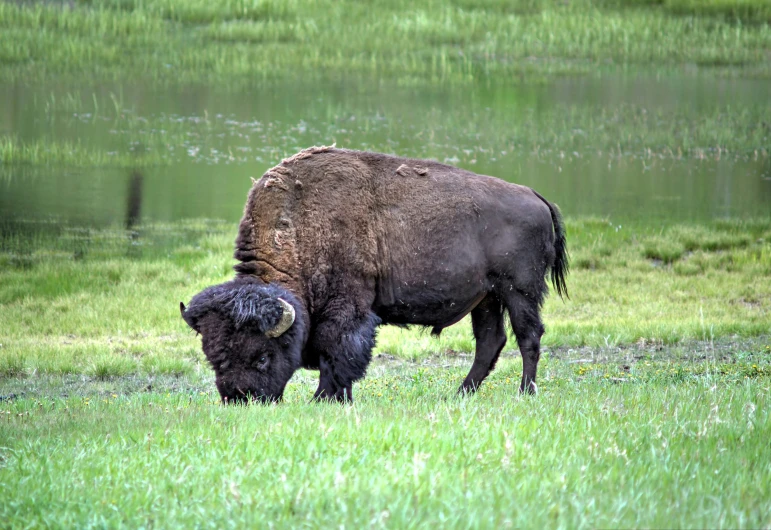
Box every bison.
[181,146,568,404]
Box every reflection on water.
[1,76,769,231]
[125,169,143,231]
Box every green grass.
[1,217,769,376]
[2,0,771,86]
[0,350,769,528]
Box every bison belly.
[373,234,490,329]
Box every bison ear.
[182,282,240,333]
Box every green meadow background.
[1,0,770,527]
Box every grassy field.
[1,344,770,527]
[1,215,766,528]
[1,0,771,86]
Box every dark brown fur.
[183,147,568,403]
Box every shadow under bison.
[181,147,568,404]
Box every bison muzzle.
[181,147,568,404]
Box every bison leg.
[459,295,507,394]
[504,291,545,394]
[313,363,353,403]
[309,309,381,404]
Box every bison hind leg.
[502,289,545,395]
[459,294,507,394]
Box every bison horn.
[265,298,295,338]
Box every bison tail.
[533,191,569,300]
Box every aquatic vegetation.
[0,135,165,167]
[2,94,770,169]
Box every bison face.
[180,279,306,404]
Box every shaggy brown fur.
[184,147,568,403]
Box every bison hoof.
[312,388,353,404]
[519,381,537,395]
[457,385,479,396]
[313,396,353,405]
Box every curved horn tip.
[265,298,296,338]
[180,302,187,315]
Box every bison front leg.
[314,359,353,403]
[309,309,381,404]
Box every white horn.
[265,298,295,338]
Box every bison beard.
[182,146,568,403]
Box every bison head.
[180,278,306,404]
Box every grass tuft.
[140,355,194,376]
[89,357,139,380]
[642,237,686,264]
[0,352,27,378]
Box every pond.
[1,74,770,234]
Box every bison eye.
[254,356,269,369]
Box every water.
[1,75,769,233]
